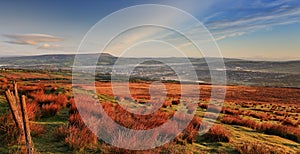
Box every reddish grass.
[234,141,277,154]
[222,107,241,115]
[30,90,56,105]
[26,101,41,120]
[53,125,69,141]
[69,113,86,128]
[41,103,60,117]
[162,101,171,108]
[65,97,100,151]
[271,115,285,122]
[68,98,78,114]
[260,123,300,142]
[198,103,208,109]
[29,90,67,107]
[102,142,190,154]
[54,94,68,107]
[222,116,300,142]
[281,118,298,127]
[100,102,174,130]
[221,116,259,130]
[171,99,180,105]
[29,123,46,137]
[0,77,8,83]
[177,116,203,144]
[240,102,253,108]
[71,95,205,145]
[246,111,270,121]
[202,124,230,142]
[273,111,287,116]
[0,113,20,145]
[65,125,98,151]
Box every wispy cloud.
[106,0,300,57]
[38,43,61,50]
[204,0,300,40]
[3,33,63,50]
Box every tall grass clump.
[202,124,230,142]
[234,141,278,154]
[221,116,259,129]
[222,116,300,142]
[65,126,98,152]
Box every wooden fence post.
[13,81,20,105]
[4,81,32,153]
[4,90,23,131]
[20,95,33,153]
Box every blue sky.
[0,0,300,60]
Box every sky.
[0,0,300,60]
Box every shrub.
[41,103,60,117]
[65,126,98,151]
[54,94,68,107]
[221,116,259,129]
[30,91,67,107]
[0,77,8,83]
[222,116,300,143]
[162,101,171,108]
[53,124,69,141]
[0,113,20,145]
[261,123,300,142]
[177,116,203,144]
[222,107,241,115]
[30,123,46,137]
[69,113,86,128]
[281,118,298,127]
[171,99,180,105]
[198,103,208,109]
[25,101,41,120]
[202,124,230,142]
[234,141,277,154]
[30,90,56,105]
[273,111,286,116]
[240,102,253,108]
[248,111,269,121]
[68,98,78,114]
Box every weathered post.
[4,82,28,153]
[20,95,33,154]
[13,81,20,105]
[4,90,23,131]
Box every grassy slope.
[1,92,300,153]
[0,95,9,153]
[98,93,300,153]
[32,108,69,153]
[0,71,299,153]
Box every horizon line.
[0,52,299,62]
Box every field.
[0,69,300,153]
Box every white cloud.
[206,4,300,41]
[38,43,62,50]
[2,33,63,50]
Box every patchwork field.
[0,70,299,153]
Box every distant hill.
[0,53,116,68]
[224,60,300,73]
[0,54,299,87]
